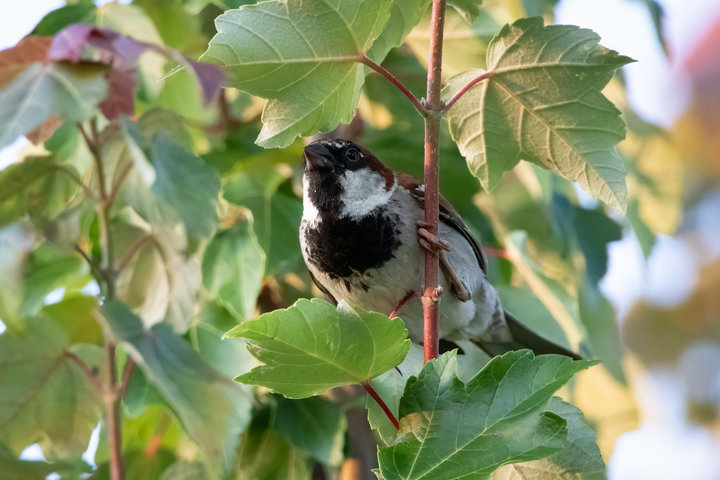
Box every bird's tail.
[475,311,582,361]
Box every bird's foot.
[416,221,450,255]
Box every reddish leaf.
[99,66,137,119]
[0,36,52,87]
[187,60,224,105]
[26,116,63,144]
[48,24,95,62]
[49,24,151,65]
[46,24,224,119]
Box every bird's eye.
[345,148,360,164]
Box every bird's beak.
[303,143,333,171]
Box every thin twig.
[78,123,107,202]
[104,334,125,480]
[106,161,134,207]
[66,351,104,396]
[359,55,426,116]
[362,381,399,430]
[483,247,508,259]
[443,71,494,111]
[54,164,96,201]
[117,358,136,399]
[115,234,153,274]
[74,244,109,286]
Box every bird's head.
[302,138,396,221]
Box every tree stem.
[422,0,447,363]
[78,121,125,480]
[104,335,125,480]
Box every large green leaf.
[236,408,312,480]
[579,280,626,384]
[0,225,34,329]
[0,156,82,228]
[203,0,393,147]
[202,219,266,322]
[226,298,410,398]
[377,350,595,480]
[20,245,87,318]
[114,223,201,333]
[366,344,424,444]
[275,396,346,466]
[406,8,499,76]
[494,397,605,480]
[0,317,102,456]
[151,133,221,241]
[572,206,622,284]
[102,300,251,475]
[0,36,107,148]
[505,231,586,352]
[368,0,430,62]
[223,152,303,273]
[445,17,633,213]
[0,443,90,480]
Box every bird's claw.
[416,221,450,254]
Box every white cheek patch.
[301,174,321,226]
[339,169,396,220]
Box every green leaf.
[41,296,102,345]
[32,3,96,35]
[0,157,81,228]
[378,350,595,480]
[506,231,586,352]
[406,8,499,76]
[202,219,266,322]
[203,0,393,147]
[236,408,312,480]
[0,443,90,480]
[572,207,622,284]
[114,224,201,333]
[0,58,107,148]
[151,133,221,240]
[366,344,424,444]
[275,396,346,466]
[223,152,303,273]
[368,0,430,62]
[160,461,211,480]
[496,285,571,351]
[445,17,633,213]
[94,449,176,480]
[226,298,410,398]
[20,245,86,318]
[494,397,606,480]
[448,0,483,22]
[579,280,626,384]
[0,225,34,328]
[0,316,102,456]
[626,199,655,258]
[521,0,559,17]
[103,300,251,475]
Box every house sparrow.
[300,138,580,359]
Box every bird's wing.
[398,173,488,274]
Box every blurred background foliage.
[0,0,719,479]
